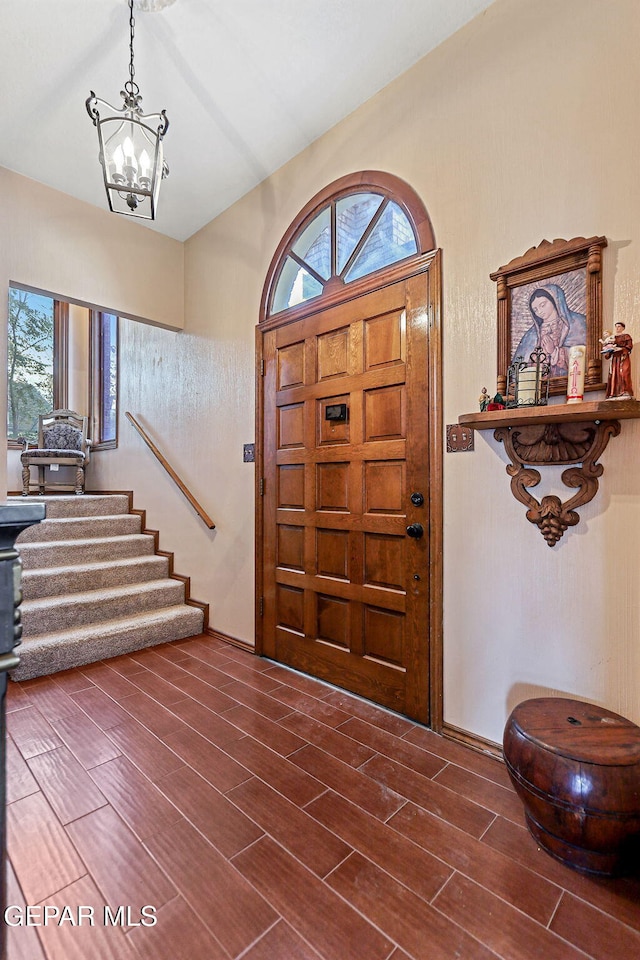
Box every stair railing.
[125,412,216,529]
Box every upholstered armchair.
[21,410,91,496]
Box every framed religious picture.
[490,236,607,397]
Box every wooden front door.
[258,262,439,724]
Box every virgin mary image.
[513,284,587,377]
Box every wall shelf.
[458,399,640,546]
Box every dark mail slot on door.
[325,403,348,422]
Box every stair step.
[17,494,131,519]
[17,514,141,543]
[22,556,170,600]
[17,534,157,568]
[12,605,205,681]
[22,579,186,634]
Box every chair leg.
[38,466,45,495]
[75,465,85,495]
[21,464,30,496]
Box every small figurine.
[478,387,490,412]
[599,330,615,358]
[604,321,634,400]
[486,392,506,411]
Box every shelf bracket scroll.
[493,419,621,546]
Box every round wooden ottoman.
[503,697,640,876]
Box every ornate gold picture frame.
[490,236,607,397]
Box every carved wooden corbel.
[493,419,621,546]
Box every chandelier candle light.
[86,0,169,220]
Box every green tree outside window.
[7,289,54,442]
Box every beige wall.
[2,165,184,493]
[0,168,184,331]
[4,0,639,744]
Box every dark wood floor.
[5,635,640,960]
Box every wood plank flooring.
[5,635,640,960]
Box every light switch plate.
[446,423,474,452]
[243,443,255,462]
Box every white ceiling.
[0,0,495,241]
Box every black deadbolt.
[410,492,424,506]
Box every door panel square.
[365,310,404,370]
[278,464,305,510]
[316,462,349,512]
[317,327,349,380]
[278,341,305,390]
[278,403,305,449]
[316,528,349,580]
[277,525,305,571]
[318,395,350,446]
[364,461,405,514]
[317,595,350,649]
[364,384,405,441]
[276,584,305,634]
[364,534,404,591]
[363,606,404,667]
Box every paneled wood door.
[259,266,437,723]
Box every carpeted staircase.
[13,494,204,681]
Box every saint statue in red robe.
[605,322,634,400]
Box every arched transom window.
[266,173,435,318]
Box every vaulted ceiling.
[0,0,495,240]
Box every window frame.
[89,310,119,451]
[6,287,69,448]
[261,171,435,324]
[53,299,69,411]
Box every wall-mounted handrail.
[126,412,216,530]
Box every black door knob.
[406,523,424,539]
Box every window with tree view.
[7,289,57,442]
[92,311,118,447]
[7,286,119,449]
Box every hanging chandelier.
[86,0,169,220]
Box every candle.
[566,344,586,403]
[517,367,537,404]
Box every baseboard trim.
[206,627,255,653]
[130,508,210,631]
[441,721,503,761]
[72,489,211,631]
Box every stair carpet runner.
[12,494,204,681]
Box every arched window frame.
[260,171,435,327]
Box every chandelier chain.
[126,0,138,97]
